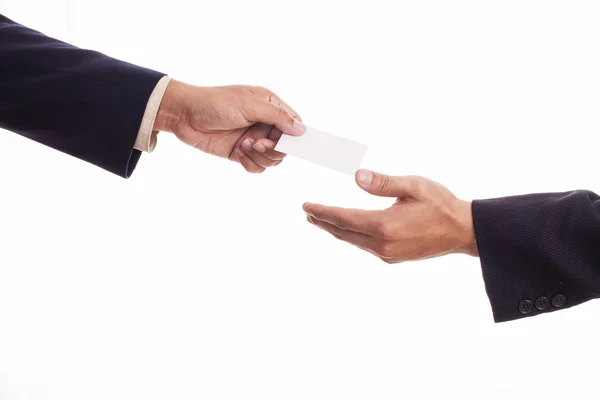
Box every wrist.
[453,200,479,257]
[154,79,185,133]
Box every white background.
[1,1,600,399]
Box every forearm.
[0,14,165,177]
[471,190,600,322]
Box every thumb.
[355,169,422,198]
[246,99,306,136]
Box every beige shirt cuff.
[134,75,173,153]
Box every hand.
[303,170,478,263]
[154,80,306,173]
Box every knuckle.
[403,176,418,192]
[376,242,395,258]
[330,227,343,240]
[333,215,346,228]
[276,107,291,122]
[357,221,370,232]
[264,159,282,168]
[251,85,270,96]
[374,222,392,239]
[239,96,254,112]
[411,177,429,196]
[245,162,265,174]
[380,257,394,265]
[269,92,281,105]
[418,180,431,195]
[308,210,321,220]
[378,175,393,193]
[373,243,386,257]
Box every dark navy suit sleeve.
[0,14,166,177]
[472,190,600,322]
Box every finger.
[235,147,266,173]
[252,138,286,161]
[241,138,283,168]
[272,97,301,122]
[303,203,378,234]
[249,86,302,122]
[307,216,375,249]
[355,169,425,199]
[268,126,284,142]
[245,99,306,136]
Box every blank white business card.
[275,126,368,175]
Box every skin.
[303,169,479,263]
[151,82,476,262]
[153,80,306,173]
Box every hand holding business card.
[275,126,368,175]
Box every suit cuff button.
[535,296,550,311]
[518,300,533,314]
[551,294,567,308]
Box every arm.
[0,14,165,177]
[472,190,600,322]
[0,14,306,177]
[302,169,600,323]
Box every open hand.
[303,170,478,263]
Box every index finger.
[250,86,302,121]
[302,203,379,234]
[272,96,301,122]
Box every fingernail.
[357,170,373,186]
[235,148,245,158]
[292,119,307,134]
[242,139,254,152]
[253,143,266,153]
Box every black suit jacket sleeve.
[0,14,165,177]
[472,190,600,322]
